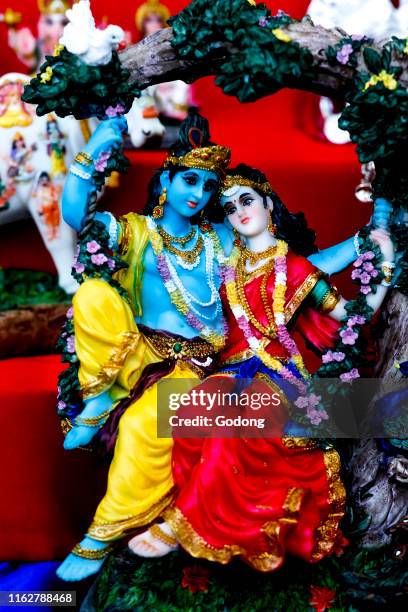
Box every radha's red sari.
[164,251,345,571]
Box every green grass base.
[92,542,407,611]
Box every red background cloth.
[0,0,366,561]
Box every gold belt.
[145,332,215,361]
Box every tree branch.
[119,21,407,99]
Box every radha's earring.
[233,228,243,248]
[152,187,167,219]
[268,214,277,236]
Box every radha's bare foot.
[128,522,178,558]
[56,536,113,582]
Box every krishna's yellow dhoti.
[72,277,212,542]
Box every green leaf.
[363,47,383,73]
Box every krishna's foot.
[56,536,113,582]
[128,522,178,558]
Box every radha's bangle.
[69,164,92,181]
[381,260,395,287]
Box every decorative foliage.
[170,0,314,102]
[91,148,130,192]
[338,37,408,208]
[71,221,128,295]
[92,538,408,610]
[0,268,69,311]
[22,47,140,120]
[56,221,128,422]
[56,306,82,421]
[326,35,370,69]
[316,229,383,381]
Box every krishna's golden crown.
[165,145,231,178]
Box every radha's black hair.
[143,110,220,220]
[220,163,318,257]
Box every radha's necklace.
[235,254,277,339]
[224,240,310,392]
[241,243,278,267]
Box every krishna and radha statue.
[22,0,408,608]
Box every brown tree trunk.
[0,304,68,358]
[374,291,408,379]
[349,290,408,548]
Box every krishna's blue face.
[161,169,219,218]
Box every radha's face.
[164,169,219,218]
[221,185,270,238]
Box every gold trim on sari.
[87,487,176,541]
[81,331,141,399]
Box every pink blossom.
[353,256,364,268]
[66,335,76,353]
[108,258,116,271]
[258,16,268,27]
[307,407,328,426]
[294,395,309,409]
[351,34,365,41]
[347,315,366,327]
[351,268,361,280]
[339,327,358,345]
[105,103,126,117]
[73,261,85,274]
[94,150,111,173]
[336,43,353,65]
[359,271,371,285]
[66,306,74,319]
[362,251,374,261]
[363,262,374,272]
[57,400,66,410]
[274,257,286,273]
[322,351,346,364]
[360,285,372,295]
[91,253,108,265]
[86,240,100,253]
[340,368,360,383]
[308,393,321,408]
[322,351,334,364]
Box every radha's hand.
[83,117,128,160]
[368,228,395,262]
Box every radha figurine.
[130,163,395,569]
